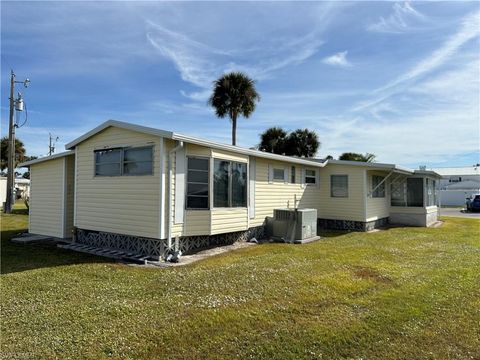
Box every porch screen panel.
[407,178,423,207]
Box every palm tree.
[0,137,26,171]
[339,152,376,162]
[284,129,320,158]
[258,127,287,154]
[209,72,260,146]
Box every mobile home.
[21,120,441,259]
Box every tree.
[22,171,30,179]
[1,137,26,171]
[284,129,320,158]
[339,152,376,162]
[209,72,260,146]
[324,155,334,160]
[258,127,287,154]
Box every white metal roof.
[430,166,480,176]
[19,151,75,167]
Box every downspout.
[167,140,184,252]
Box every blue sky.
[1,1,479,168]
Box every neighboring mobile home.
[20,120,440,259]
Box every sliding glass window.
[214,159,247,208]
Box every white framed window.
[305,169,316,184]
[213,159,247,208]
[331,175,348,197]
[94,146,153,176]
[291,166,296,184]
[372,175,385,198]
[186,157,209,210]
[273,168,286,181]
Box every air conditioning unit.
[272,208,319,244]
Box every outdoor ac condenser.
[272,208,319,244]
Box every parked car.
[466,195,480,212]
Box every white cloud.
[322,51,352,67]
[368,1,426,33]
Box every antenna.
[48,133,59,156]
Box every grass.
[1,206,479,359]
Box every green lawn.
[1,207,479,359]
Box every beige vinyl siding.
[317,164,366,221]
[29,158,64,238]
[211,208,248,234]
[366,170,390,221]
[250,158,320,227]
[75,126,161,239]
[64,155,75,237]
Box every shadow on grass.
[1,229,111,275]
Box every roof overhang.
[323,159,414,175]
[19,151,75,167]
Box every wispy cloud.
[355,10,480,111]
[144,4,337,101]
[322,51,352,67]
[367,1,426,33]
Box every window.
[291,166,296,184]
[372,175,385,198]
[331,175,348,197]
[95,148,121,176]
[273,168,285,181]
[123,147,153,175]
[186,157,209,209]
[214,159,247,208]
[94,146,153,176]
[305,169,316,184]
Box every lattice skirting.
[318,217,389,232]
[76,229,166,259]
[76,226,265,259]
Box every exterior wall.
[250,158,320,227]
[389,206,438,227]
[29,158,64,238]
[211,208,249,235]
[64,155,75,238]
[75,126,162,239]
[366,170,391,221]
[316,164,366,222]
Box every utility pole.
[5,71,16,214]
[4,70,29,214]
[48,133,59,156]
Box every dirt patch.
[352,266,393,284]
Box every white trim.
[159,138,165,239]
[73,149,78,227]
[363,169,368,221]
[19,151,75,167]
[174,146,186,224]
[62,156,67,238]
[249,158,256,219]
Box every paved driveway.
[439,207,480,219]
